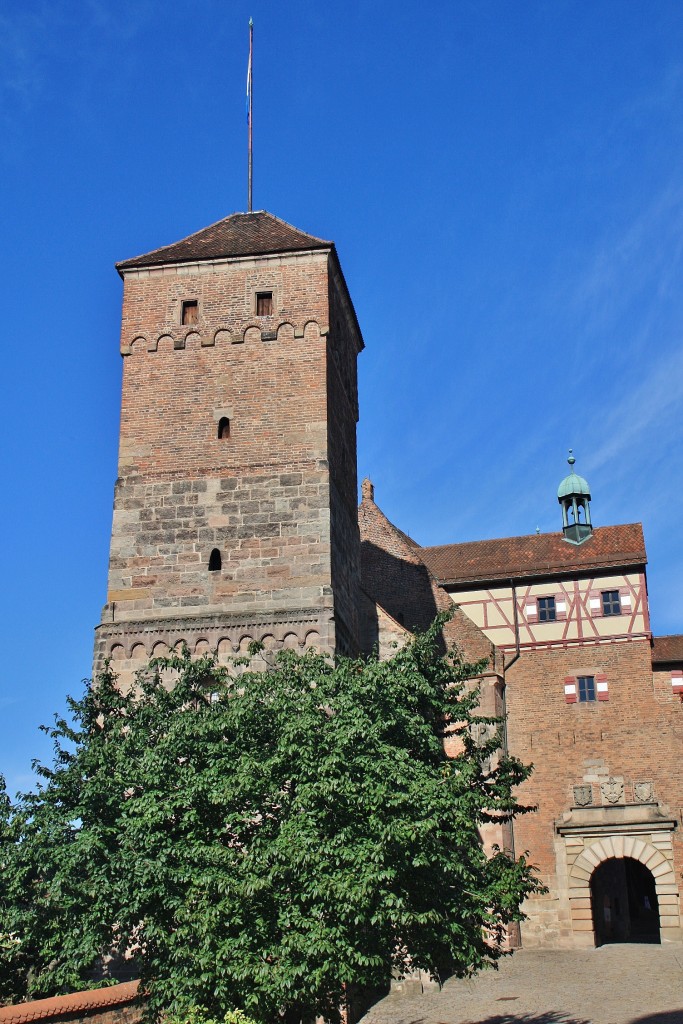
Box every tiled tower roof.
[116,210,331,273]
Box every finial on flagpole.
[247,18,253,212]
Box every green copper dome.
[557,451,591,500]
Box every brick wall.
[506,638,683,944]
[326,264,363,654]
[358,482,500,673]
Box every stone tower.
[94,211,364,683]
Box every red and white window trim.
[564,673,609,703]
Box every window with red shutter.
[564,676,578,703]
[596,673,609,701]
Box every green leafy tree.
[0,616,540,1020]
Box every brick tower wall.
[326,263,362,655]
[95,248,362,675]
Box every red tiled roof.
[420,524,646,586]
[652,635,683,664]
[116,210,331,272]
[0,982,140,1024]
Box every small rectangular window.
[578,675,596,702]
[181,300,198,325]
[256,292,273,316]
[538,596,556,622]
[601,590,621,616]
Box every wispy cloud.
[584,344,683,475]
[0,6,53,121]
[570,184,683,344]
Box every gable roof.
[116,210,331,273]
[420,524,646,586]
[651,634,683,665]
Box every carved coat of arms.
[601,777,624,804]
[633,782,654,803]
[573,784,593,807]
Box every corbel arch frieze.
[125,319,324,351]
[106,615,325,665]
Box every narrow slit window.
[217,417,230,440]
[181,300,198,325]
[256,292,273,316]
[208,548,222,572]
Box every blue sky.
[2,1,683,795]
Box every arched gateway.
[567,835,680,946]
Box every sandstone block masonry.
[95,214,364,679]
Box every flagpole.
[247,18,253,212]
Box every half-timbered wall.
[447,571,649,651]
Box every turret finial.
[567,449,576,467]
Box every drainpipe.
[502,578,521,947]
[505,579,521,673]
[501,579,521,750]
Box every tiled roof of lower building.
[420,524,646,586]
[0,981,140,1024]
[651,634,683,664]
[116,210,331,272]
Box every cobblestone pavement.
[361,945,683,1024]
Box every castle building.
[417,457,683,948]
[97,211,682,951]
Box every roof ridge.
[421,522,643,553]
[245,209,331,247]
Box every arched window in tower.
[217,417,230,440]
[208,548,222,572]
